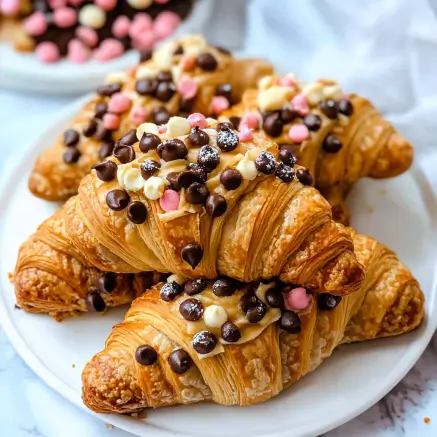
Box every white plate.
[0,0,213,95]
[0,99,437,437]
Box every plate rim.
[0,98,437,437]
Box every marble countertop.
[1,89,437,437]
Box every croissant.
[81,230,424,412]
[28,35,273,201]
[221,75,413,223]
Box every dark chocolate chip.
[179,298,204,321]
[185,182,209,204]
[276,162,295,183]
[216,122,234,132]
[82,120,98,137]
[139,49,152,63]
[86,292,106,312]
[229,116,241,130]
[118,129,138,146]
[192,330,217,354]
[98,141,115,159]
[94,102,108,119]
[160,281,182,301]
[93,160,117,181]
[205,194,227,218]
[265,288,284,308]
[220,168,242,190]
[303,114,322,131]
[184,278,208,296]
[278,311,302,333]
[152,107,171,125]
[187,126,210,147]
[178,170,204,189]
[216,83,232,101]
[197,53,218,71]
[221,321,241,343]
[319,99,338,119]
[127,201,148,224]
[212,277,236,297]
[239,292,258,313]
[106,189,130,211]
[318,293,342,310]
[63,129,80,147]
[255,151,277,174]
[97,83,121,97]
[63,148,81,164]
[197,145,220,172]
[279,144,297,166]
[181,243,203,268]
[338,99,353,116]
[179,97,195,113]
[166,172,181,191]
[95,125,113,141]
[322,134,342,153]
[135,345,157,365]
[246,301,267,323]
[157,138,188,161]
[156,82,176,102]
[262,112,284,137]
[113,144,135,164]
[296,168,314,186]
[187,163,207,182]
[157,71,173,82]
[280,107,298,124]
[168,349,192,374]
[217,129,239,152]
[173,45,184,56]
[137,271,155,291]
[140,159,161,180]
[135,79,158,96]
[139,132,162,153]
[97,272,116,294]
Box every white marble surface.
[1,87,437,437]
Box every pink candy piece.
[68,0,86,6]
[93,38,124,61]
[180,56,196,71]
[131,106,148,125]
[291,93,309,116]
[187,113,208,129]
[67,38,89,63]
[53,7,77,28]
[153,11,181,40]
[159,189,180,212]
[24,12,48,36]
[76,26,99,48]
[210,96,229,115]
[35,42,60,63]
[95,0,117,11]
[132,32,155,50]
[288,124,310,143]
[240,112,259,130]
[112,15,131,38]
[238,125,253,142]
[158,125,167,134]
[284,287,310,311]
[103,113,120,130]
[0,0,20,16]
[279,76,296,88]
[49,0,67,8]
[129,13,152,39]
[108,93,132,114]
[177,77,198,100]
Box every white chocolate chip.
[167,274,186,285]
[258,75,276,91]
[257,86,295,112]
[136,65,158,80]
[255,281,276,304]
[323,84,343,100]
[127,0,153,9]
[78,4,106,29]
[302,82,324,106]
[236,154,258,180]
[203,305,228,328]
[153,44,173,71]
[206,117,217,126]
[117,165,144,192]
[285,72,297,81]
[105,71,128,85]
[166,116,191,137]
[136,122,159,141]
[144,176,165,200]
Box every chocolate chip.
[278,311,302,333]
[262,112,283,137]
[220,168,242,190]
[338,99,353,116]
[323,134,342,153]
[229,116,241,130]
[113,144,135,164]
[127,201,148,224]
[157,139,188,161]
[166,172,181,191]
[318,293,342,310]
[212,278,236,297]
[255,151,277,174]
[221,321,241,343]
[157,71,172,82]
[280,107,298,124]
[140,159,161,180]
[98,141,115,159]
[181,243,203,268]
[276,162,295,183]
[296,168,314,186]
[239,292,258,313]
[217,130,239,152]
[97,272,116,294]
[97,83,121,97]
[135,345,157,365]
[246,301,267,323]
[93,161,117,181]
[179,97,195,113]
[303,114,322,131]
[185,183,209,204]
[168,349,191,374]
[63,148,81,164]
[95,125,113,141]
[279,144,297,166]
[86,292,106,312]
[82,120,97,137]
[216,83,232,101]
[216,122,234,132]
[63,129,79,147]
[197,145,220,172]
[119,129,138,146]
[139,49,152,63]
[156,82,176,102]
[187,163,207,182]
[205,194,227,218]
[94,102,108,119]
[197,53,218,71]
[177,170,204,189]
[265,288,284,308]
[319,99,338,119]
[173,45,184,56]
[139,132,162,153]
[106,189,130,211]
[152,107,171,125]
[137,271,155,291]
[187,126,210,147]
[184,278,208,296]
[192,331,217,354]
[160,281,182,301]
[179,298,204,321]
[135,79,158,96]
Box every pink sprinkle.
[68,0,86,5]
[130,106,148,125]
[288,124,310,143]
[76,26,99,48]
[240,112,259,130]
[93,38,124,61]
[180,56,196,71]
[129,13,152,39]
[0,0,20,16]
[24,12,48,36]
[187,113,207,129]
[132,32,155,51]
[177,77,198,100]
[95,0,117,11]
[159,189,180,212]
[284,287,310,311]
[112,15,130,38]
[238,125,253,142]
[210,96,229,115]
[35,42,60,63]
[103,113,120,130]
[67,39,89,63]
[153,11,180,40]
[53,7,77,28]
[291,94,309,116]
[158,125,167,134]
[49,0,67,8]
[108,93,132,114]
[279,76,296,88]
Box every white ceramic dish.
[0,99,437,437]
[0,0,213,95]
